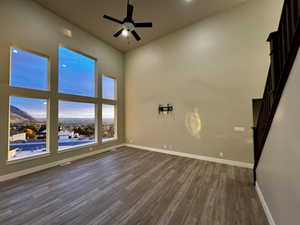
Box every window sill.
[102,137,118,144]
[58,142,98,154]
[7,152,51,165]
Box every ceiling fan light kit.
[103,0,153,41]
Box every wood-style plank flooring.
[0,147,268,225]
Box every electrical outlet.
[163,145,167,149]
[219,152,224,158]
[234,126,245,132]
[128,138,133,143]
[89,147,93,151]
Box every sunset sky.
[10,47,115,119]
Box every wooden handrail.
[253,0,300,182]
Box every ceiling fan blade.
[134,22,153,28]
[103,15,123,24]
[127,4,134,19]
[114,29,124,37]
[131,30,141,41]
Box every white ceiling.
[35,0,248,52]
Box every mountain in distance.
[59,118,114,125]
[10,105,37,124]
[10,105,114,125]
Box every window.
[58,46,96,97]
[6,44,119,162]
[102,76,116,100]
[10,47,49,90]
[102,75,117,142]
[9,97,48,160]
[8,46,50,161]
[102,104,116,141]
[58,101,96,151]
[58,46,98,151]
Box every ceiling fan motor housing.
[123,22,135,31]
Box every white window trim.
[8,45,51,162]
[57,45,99,152]
[5,45,119,164]
[101,75,118,143]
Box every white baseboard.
[0,143,253,182]
[125,144,253,169]
[255,182,276,225]
[0,144,124,182]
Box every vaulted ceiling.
[35,0,248,52]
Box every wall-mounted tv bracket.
[158,104,174,114]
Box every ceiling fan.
[103,0,153,41]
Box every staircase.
[253,0,300,182]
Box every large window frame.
[101,75,118,143]
[5,44,119,163]
[7,45,51,163]
[57,100,97,152]
[57,44,99,152]
[9,96,50,161]
[10,45,51,91]
[58,45,97,98]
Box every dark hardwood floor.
[0,147,268,225]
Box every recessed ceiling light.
[13,49,18,54]
[184,0,193,3]
[122,29,129,37]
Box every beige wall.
[257,49,300,225]
[0,0,125,176]
[125,0,283,163]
